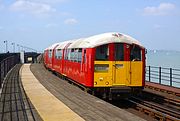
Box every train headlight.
[105,81,109,85]
[94,81,97,85]
[94,64,109,72]
[99,77,103,81]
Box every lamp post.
[11,42,15,53]
[20,45,24,52]
[3,40,8,53]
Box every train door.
[94,44,113,87]
[113,43,130,86]
[129,45,143,86]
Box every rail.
[0,55,20,89]
[128,96,180,121]
[146,66,180,88]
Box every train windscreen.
[95,44,109,61]
[114,43,124,61]
[130,45,142,61]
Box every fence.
[146,66,180,88]
[0,54,20,88]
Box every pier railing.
[146,66,180,88]
[0,55,20,89]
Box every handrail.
[0,55,20,88]
[146,66,180,88]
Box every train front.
[92,33,146,99]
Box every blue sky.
[0,0,180,52]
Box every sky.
[0,0,180,52]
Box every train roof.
[67,32,143,49]
[55,40,72,49]
[45,43,59,50]
[45,32,144,50]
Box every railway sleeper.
[129,99,179,121]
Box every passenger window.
[83,49,86,63]
[56,49,62,59]
[78,48,82,63]
[95,44,109,61]
[49,50,52,58]
[130,45,142,61]
[114,43,124,61]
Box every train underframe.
[48,68,144,100]
[90,86,144,100]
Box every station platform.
[21,64,84,121]
[0,64,146,121]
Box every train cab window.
[130,45,142,61]
[95,44,109,61]
[114,43,124,61]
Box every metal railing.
[146,66,180,88]
[0,55,20,88]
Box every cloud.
[64,18,78,25]
[143,3,175,16]
[9,0,56,16]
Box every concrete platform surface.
[20,64,84,121]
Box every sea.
[146,50,180,88]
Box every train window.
[78,48,82,63]
[95,44,109,61]
[67,49,71,61]
[74,49,78,62]
[67,48,82,62]
[56,49,62,59]
[70,49,75,61]
[49,50,52,58]
[65,49,70,60]
[130,45,142,61]
[55,49,57,59]
[64,49,67,60]
[83,49,86,63]
[114,43,124,61]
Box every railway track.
[128,96,180,121]
[41,63,180,121]
[141,90,180,110]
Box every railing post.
[170,68,172,86]
[159,67,161,84]
[0,62,1,89]
[4,60,6,78]
[149,66,151,82]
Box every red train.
[44,32,146,99]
